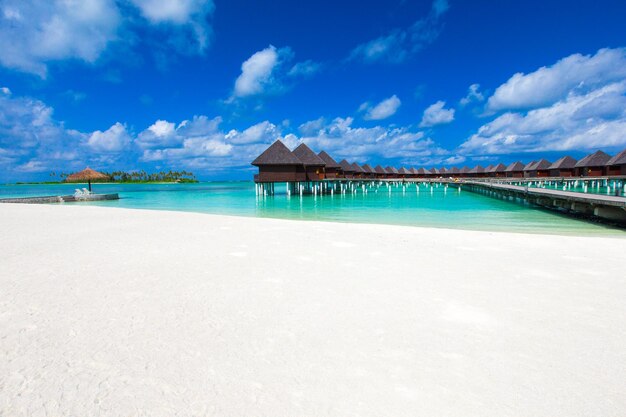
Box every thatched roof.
[351,162,365,173]
[409,167,418,174]
[440,167,449,174]
[252,140,301,166]
[385,166,399,174]
[430,168,440,174]
[374,165,386,174]
[531,159,552,170]
[339,159,355,172]
[468,165,484,174]
[398,167,410,174]
[484,164,495,172]
[362,164,375,173]
[575,150,611,167]
[448,167,460,174]
[549,156,577,169]
[492,163,507,173]
[505,161,525,172]
[606,148,626,166]
[460,166,471,174]
[65,167,109,182]
[317,151,340,168]
[523,161,537,171]
[293,143,325,166]
[417,167,429,175]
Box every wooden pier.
[0,193,119,204]
[454,181,626,223]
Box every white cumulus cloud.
[362,95,402,120]
[0,0,121,76]
[460,83,484,106]
[349,0,449,64]
[419,101,455,127]
[486,47,626,112]
[0,0,215,77]
[87,122,132,152]
[461,81,626,154]
[232,45,290,98]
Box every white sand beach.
[1,204,626,417]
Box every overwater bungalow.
[293,143,326,181]
[484,165,494,177]
[548,156,577,177]
[490,163,507,178]
[416,167,429,178]
[351,162,365,179]
[527,159,552,178]
[523,161,537,178]
[385,166,399,179]
[448,167,460,177]
[505,161,525,178]
[362,164,376,179]
[398,167,410,178]
[318,151,341,179]
[468,165,485,178]
[338,159,355,178]
[459,166,471,177]
[575,150,611,177]
[251,140,305,182]
[606,148,626,176]
[374,165,387,179]
[439,167,449,177]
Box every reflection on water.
[1,181,624,235]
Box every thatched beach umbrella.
[65,167,109,192]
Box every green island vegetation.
[19,170,198,185]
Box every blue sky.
[1,0,626,181]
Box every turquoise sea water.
[1,181,624,236]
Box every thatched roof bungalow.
[252,140,305,182]
[606,148,626,176]
[448,167,460,176]
[548,156,577,177]
[575,150,611,177]
[339,159,355,178]
[459,166,471,177]
[416,167,429,178]
[351,162,365,179]
[468,165,485,177]
[398,167,410,178]
[361,164,375,179]
[526,159,552,178]
[374,165,387,179]
[293,143,326,181]
[318,151,341,179]
[523,161,537,178]
[385,166,399,179]
[489,163,507,178]
[505,161,525,178]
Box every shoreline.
[2,203,626,416]
[40,202,626,238]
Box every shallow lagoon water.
[1,181,624,236]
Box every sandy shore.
[1,204,625,416]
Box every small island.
[21,170,199,185]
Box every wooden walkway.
[462,181,626,207]
[0,193,119,204]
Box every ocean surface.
[1,181,624,235]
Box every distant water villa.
[252,141,626,184]
[250,140,626,224]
